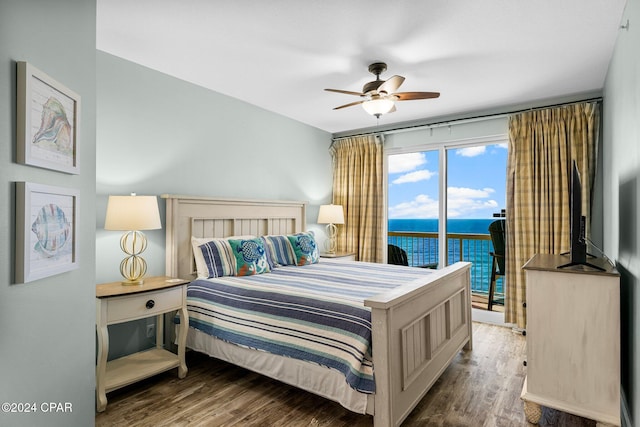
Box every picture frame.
[16,61,81,174]
[15,182,79,284]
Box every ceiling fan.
[325,62,440,118]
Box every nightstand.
[320,251,356,262]
[95,276,189,412]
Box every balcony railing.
[388,231,504,304]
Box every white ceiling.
[96,0,627,134]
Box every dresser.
[95,276,189,412]
[521,254,620,426]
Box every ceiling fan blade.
[333,100,365,110]
[324,88,364,97]
[377,75,405,94]
[394,91,440,100]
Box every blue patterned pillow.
[228,238,271,276]
[287,231,319,266]
[261,235,297,268]
[199,239,236,278]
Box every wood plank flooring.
[96,322,596,426]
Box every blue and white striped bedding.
[186,258,436,394]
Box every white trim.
[438,146,448,268]
[471,308,507,326]
[384,134,507,155]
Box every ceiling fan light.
[362,98,395,117]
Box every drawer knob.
[146,300,155,309]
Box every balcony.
[388,231,504,311]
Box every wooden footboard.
[365,261,472,427]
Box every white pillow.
[191,235,255,278]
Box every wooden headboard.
[162,194,307,280]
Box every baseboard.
[471,308,507,326]
[621,388,633,427]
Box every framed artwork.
[16,61,81,174]
[15,182,79,284]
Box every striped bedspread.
[186,258,435,394]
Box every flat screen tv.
[557,160,604,271]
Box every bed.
[163,194,472,427]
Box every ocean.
[388,218,496,234]
[388,218,503,296]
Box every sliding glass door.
[387,150,440,268]
[386,139,507,311]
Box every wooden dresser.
[521,253,620,426]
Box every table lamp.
[104,193,161,285]
[317,204,344,254]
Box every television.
[557,160,604,271]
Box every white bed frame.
[163,194,472,427]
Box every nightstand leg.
[177,305,188,378]
[96,322,109,412]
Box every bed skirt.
[186,326,374,415]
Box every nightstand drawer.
[106,287,183,324]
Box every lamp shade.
[362,98,395,116]
[317,204,344,225]
[105,194,161,231]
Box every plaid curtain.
[505,102,599,328]
[329,135,384,263]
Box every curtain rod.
[331,97,603,141]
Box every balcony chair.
[388,244,409,266]
[488,219,506,311]
[387,244,437,269]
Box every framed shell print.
[16,61,81,174]
[15,182,79,283]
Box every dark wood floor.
[96,323,596,426]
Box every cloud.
[447,187,498,218]
[388,186,499,219]
[448,187,495,198]
[392,169,436,184]
[388,194,439,219]
[456,146,486,157]
[388,152,426,174]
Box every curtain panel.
[329,134,384,263]
[505,102,599,328]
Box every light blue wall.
[95,51,333,357]
[0,1,97,426]
[96,52,333,283]
[603,0,640,424]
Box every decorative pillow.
[261,235,297,268]
[228,238,271,276]
[191,235,254,278]
[287,231,319,266]
[198,239,237,278]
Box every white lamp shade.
[362,98,395,116]
[105,195,161,231]
[317,204,345,225]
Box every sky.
[388,143,508,219]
